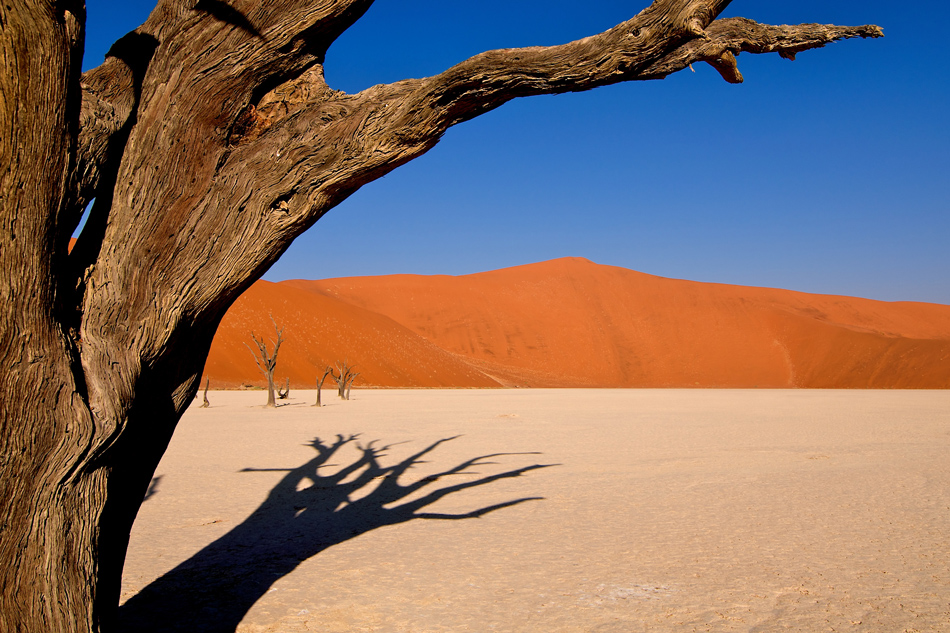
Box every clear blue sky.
[84,1,949,304]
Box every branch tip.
[706,50,743,84]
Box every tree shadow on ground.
[117,435,551,632]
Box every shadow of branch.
[117,434,553,632]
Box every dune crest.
[206,258,950,389]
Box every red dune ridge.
[206,258,950,389]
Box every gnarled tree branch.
[371,15,882,142]
[226,2,882,255]
[641,18,885,83]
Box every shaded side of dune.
[205,258,950,389]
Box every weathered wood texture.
[0,0,881,630]
[0,4,106,632]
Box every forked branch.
[246,1,882,223]
[641,18,884,83]
[376,10,883,134]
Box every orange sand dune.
[205,281,502,389]
[205,258,950,389]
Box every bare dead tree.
[245,321,285,408]
[331,361,358,400]
[0,1,881,630]
[314,367,334,407]
[277,378,290,400]
[200,378,210,408]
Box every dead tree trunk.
[200,378,211,408]
[0,1,880,630]
[345,372,360,401]
[278,378,290,400]
[246,322,285,408]
[314,367,334,407]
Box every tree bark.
[0,0,881,631]
[0,4,106,631]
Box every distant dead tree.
[331,361,359,401]
[245,320,284,408]
[277,378,290,400]
[314,367,334,407]
[199,378,210,408]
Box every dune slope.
[206,258,950,388]
[206,281,501,389]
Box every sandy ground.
[118,389,950,632]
